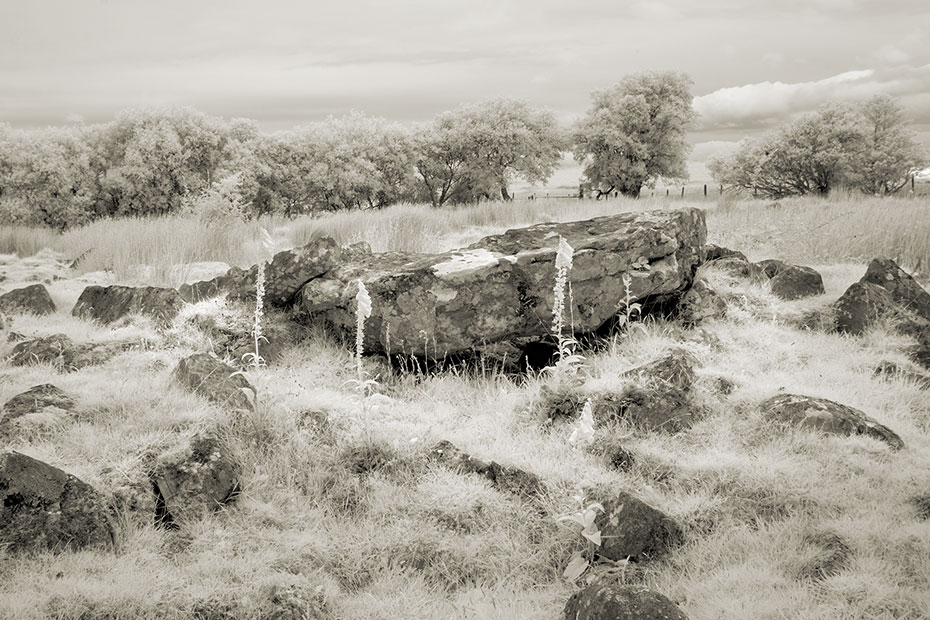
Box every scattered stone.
[564,583,689,620]
[874,361,930,389]
[0,384,75,437]
[760,394,904,450]
[621,349,699,392]
[189,309,295,367]
[703,244,747,263]
[593,491,683,562]
[755,259,790,279]
[178,237,342,307]
[0,451,114,551]
[0,284,56,315]
[795,530,852,581]
[860,258,930,321]
[589,437,635,472]
[834,282,923,336]
[9,333,127,371]
[428,440,544,500]
[711,256,760,279]
[676,279,727,325]
[6,331,26,342]
[72,285,184,325]
[151,434,239,525]
[173,353,255,411]
[769,265,825,300]
[302,208,706,359]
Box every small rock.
[173,353,255,411]
[597,386,695,432]
[9,334,127,372]
[72,285,184,325]
[151,434,239,525]
[711,257,760,279]
[755,258,790,279]
[677,279,727,325]
[703,244,747,263]
[564,583,689,620]
[760,394,904,449]
[428,440,544,500]
[0,284,56,315]
[1,384,75,436]
[621,349,699,392]
[0,451,114,551]
[594,491,683,562]
[770,265,825,300]
[834,282,923,336]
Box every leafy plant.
[556,492,605,581]
[568,399,595,449]
[614,272,643,332]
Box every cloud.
[693,64,930,133]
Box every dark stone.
[860,258,930,322]
[0,284,56,315]
[621,349,699,392]
[676,279,726,325]
[709,256,760,279]
[151,434,239,525]
[703,244,747,263]
[72,285,184,325]
[428,440,544,500]
[1,384,74,436]
[594,491,683,562]
[834,282,928,336]
[770,265,825,300]
[760,394,904,450]
[755,259,790,279]
[0,451,114,552]
[564,583,689,620]
[9,334,127,372]
[173,353,255,411]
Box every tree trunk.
[500,184,511,201]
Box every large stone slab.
[72,285,184,325]
[301,209,706,358]
[0,284,56,315]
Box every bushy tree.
[572,71,696,198]
[710,96,926,198]
[415,99,563,206]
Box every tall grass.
[2,193,928,286]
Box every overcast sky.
[2,0,928,180]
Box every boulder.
[594,491,683,562]
[0,284,56,315]
[564,583,689,620]
[676,279,726,325]
[72,285,184,325]
[709,256,760,279]
[302,209,706,359]
[0,384,74,437]
[755,258,790,279]
[428,440,544,500]
[703,244,747,263]
[860,258,930,321]
[834,282,929,336]
[9,334,127,372]
[760,394,904,450]
[769,265,825,300]
[621,349,698,392]
[173,353,255,411]
[178,237,342,306]
[152,434,239,525]
[0,451,114,551]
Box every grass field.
[1,194,930,619]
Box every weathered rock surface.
[711,256,760,279]
[0,284,56,315]
[760,394,904,449]
[173,353,255,411]
[676,279,726,325]
[9,334,129,371]
[188,310,295,367]
[0,451,114,551]
[860,258,930,321]
[594,491,683,562]
[755,259,790,279]
[1,384,74,437]
[429,440,544,500]
[703,244,747,263]
[564,583,689,620]
[178,237,342,306]
[770,265,825,300]
[72,285,184,325]
[152,434,239,524]
[302,209,706,358]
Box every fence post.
[681,187,685,198]
[912,174,916,192]
[703,184,707,197]
[666,189,669,197]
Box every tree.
[415,99,564,206]
[710,98,924,198]
[572,71,696,198]
[852,95,926,195]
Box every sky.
[2,0,929,183]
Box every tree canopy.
[572,71,696,198]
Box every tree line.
[709,95,926,198]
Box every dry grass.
[1,196,930,618]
